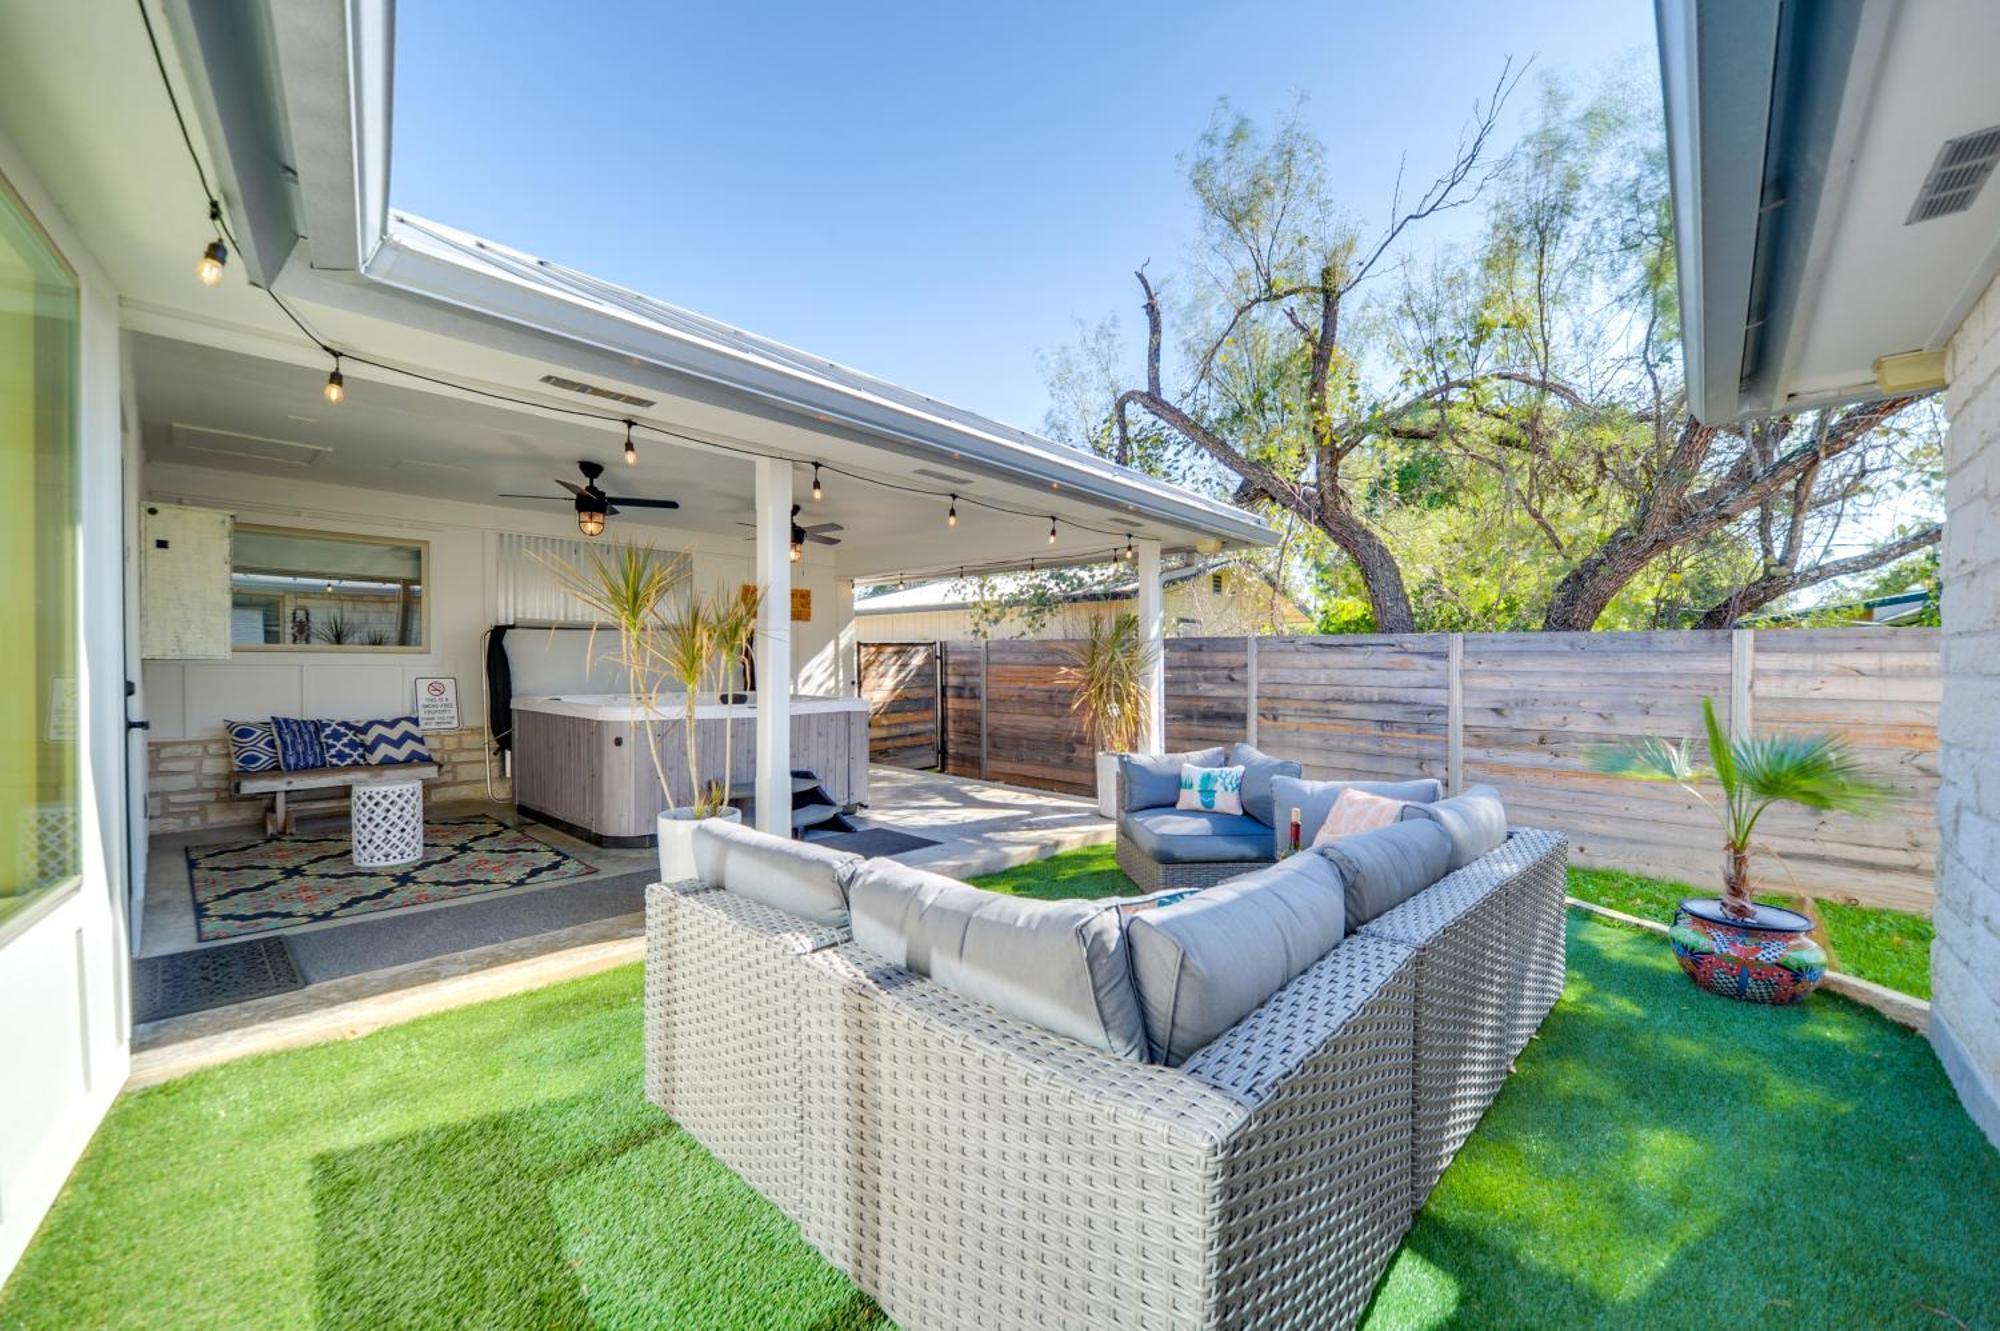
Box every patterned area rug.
[186,817,597,942]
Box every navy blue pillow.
[270,716,327,771]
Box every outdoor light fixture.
[947,494,958,527]
[1048,517,1058,545]
[896,577,906,591]
[811,463,823,501]
[323,355,346,405]
[576,505,606,537]
[623,420,638,466]
[1124,534,1135,561]
[790,539,804,563]
[195,202,227,286]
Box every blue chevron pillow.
[225,720,279,773]
[358,716,433,765]
[270,716,326,771]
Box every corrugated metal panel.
[496,532,689,625]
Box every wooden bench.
[234,763,442,834]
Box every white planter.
[657,805,743,883]
[1095,751,1122,819]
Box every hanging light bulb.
[811,463,823,501]
[896,576,906,591]
[947,494,958,527]
[790,539,803,563]
[322,354,346,405]
[1048,516,1058,545]
[1124,534,1135,562]
[623,420,638,466]
[195,202,227,286]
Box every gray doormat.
[285,870,652,984]
[809,828,940,859]
[134,937,304,1024]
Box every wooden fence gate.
[859,642,942,769]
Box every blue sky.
[392,1,1658,437]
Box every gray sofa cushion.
[1314,820,1453,931]
[846,858,1150,1061]
[1127,853,1348,1065]
[691,819,862,929]
[1228,743,1303,828]
[1119,746,1227,813]
[1398,784,1507,870]
[1268,775,1444,857]
[1122,806,1273,864]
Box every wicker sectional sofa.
[645,812,1568,1330]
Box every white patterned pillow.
[1175,763,1245,815]
[225,720,279,773]
[357,716,433,765]
[317,719,368,768]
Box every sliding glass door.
[0,169,79,942]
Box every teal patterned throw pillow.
[1176,763,1245,815]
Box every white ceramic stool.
[351,779,424,868]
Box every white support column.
[1136,538,1165,754]
[753,458,793,836]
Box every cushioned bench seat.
[233,762,441,833]
[1120,806,1272,864]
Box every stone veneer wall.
[1938,272,2000,1148]
[146,728,510,833]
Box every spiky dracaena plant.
[710,584,763,814]
[1060,612,1159,755]
[1591,697,1887,919]
[541,544,686,809]
[654,590,722,815]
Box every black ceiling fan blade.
[499,493,570,501]
[605,496,681,509]
[799,522,844,534]
[604,503,622,516]
[555,478,586,497]
[807,532,841,545]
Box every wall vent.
[538,373,656,409]
[1906,127,2000,224]
[912,466,972,485]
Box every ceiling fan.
[738,505,843,563]
[500,460,679,537]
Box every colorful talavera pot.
[1668,899,1825,1004]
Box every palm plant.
[1061,612,1158,754]
[654,590,721,815]
[710,585,763,813]
[541,543,686,809]
[1591,697,1887,920]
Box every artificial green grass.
[1565,865,1934,999]
[3,850,1992,1329]
[968,840,1131,899]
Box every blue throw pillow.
[317,719,368,768]
[269,716,326,771]
[358,716,433,765]
[225,720,279,773]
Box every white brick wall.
[1937,271,2000,1148]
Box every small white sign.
[415,676,460,731]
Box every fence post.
[1446,632,1464,794]
[979,637,990,781]
[1245,635,1259,747]
[1729,629,1755,740]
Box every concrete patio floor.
[127,766,1110,1087]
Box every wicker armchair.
[643,827,1571,1330]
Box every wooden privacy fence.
[860,628,1941,911]
[857,642,940,770]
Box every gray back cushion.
[691,819,861,929]
[847,859,1150,1061]
[1228,743,1303,828]
[1127,853,1347,1065]
[1119,746,1227,813]
[1314,820,1452,931]
[1398,784,1507,870]
[1268,775,1444,857]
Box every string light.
[322,354,346,405]
[811,463,823,501]
[1124,534,1135,561]
[623,420,638,466]
[1048,516,1058,545]
[947,494,958,527]
[196,204,227,286]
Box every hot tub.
[510,693,870,844]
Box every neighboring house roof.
[855,561,1221,615]
[1657,1,2000,423]
[1747,586,1934,628]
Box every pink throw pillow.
[1310,787,1405,848]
